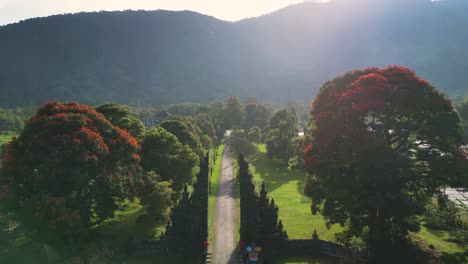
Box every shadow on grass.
[251,154,306,194]
[1,200,167,264]
[439,250,468,264]
[425,226,467,245]
[0,228,48,264]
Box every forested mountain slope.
[0,0,466,106]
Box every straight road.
[212,141,238,264]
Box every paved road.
[213,142,238,264]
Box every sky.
[0,0,330,26]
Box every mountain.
[0,0,467,106]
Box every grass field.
[410,225,467,256]
[208,144,224,246]
[249,145,343,241]
[233,152,241,242]
[250,144,467,259]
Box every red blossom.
[306,65,436,172]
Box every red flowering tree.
[304,66,465,260]
[0,101,141,244]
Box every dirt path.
[212,142,238,264]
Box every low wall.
[264,239,345,258]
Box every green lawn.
[1,199,171,263]
[410,225,467,256]
[271,256,339,264]
[92,199,157,242]
[208,144,224,245]
[233,153,241,242]
[249,145,343,241]
[0,133,16,145]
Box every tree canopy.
[140,127,199,192]
[0,101,141,243]
[244,102,275,131]
[159,119,204,157]
[304,66,466,261]
[266,109,298,162]
[222,96,245,129]
[95,102,145,139]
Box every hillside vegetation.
[0,0,467,106]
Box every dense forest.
[0,0,467,106]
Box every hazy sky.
[0,0,330,26]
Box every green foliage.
[0,111,24,133]
[168,113,216,149]
[247,126,261,145]
[305,66,465,262]
[0,107,34,133]
[140,127,199,192]
[138,171,173,226]
[244,103,275,130]
[425,199,464,230]
[238,154,287,243]
[0,133,16,146]
[439,250,468,264]
[164,154,209,258]
[193,113,216,140]
[287,156,305,170]
[228,131,258,160]
[266,109,299,162]
[159,119,204,157]
[223,96,245,129]
[95,103,145,139]
[349,236,367,253]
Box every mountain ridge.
[0,0,466,106]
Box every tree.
[229,132,258,160]
[304,66,465,262]
[244,102,257,129]
[0,101,141,244]
[159,120,204,157]
[169,114,216,149]
[137,171,173,226]
[254,104,275,130]
[247,126,261,145]
[266,109,298,162]
[223,96,245,129]
[193,113,216,141]
[0,109,25,133]
[140,127,199,192]
[243,102,275,131]
[95,103,145,139]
